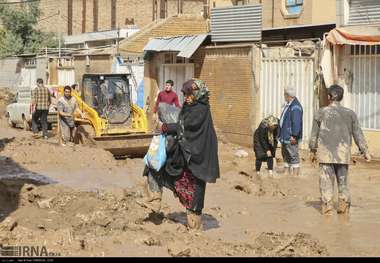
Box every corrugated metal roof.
[64,28,139,45]
[211,4,262,42]
[143,34,208,58]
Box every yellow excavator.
[57,73,155,157]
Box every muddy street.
[1,110,380,257]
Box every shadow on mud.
[166,211,220,231]
[0,137,55,223]
[305,201,322,213]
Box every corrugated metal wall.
[260,56,316,148]
[211,4,262,42]
[348,0,380,25]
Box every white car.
[5,88,57,130]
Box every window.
[285,0,303,15]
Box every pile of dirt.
[0,137,120,170]
[253,232,329,257]
[0,88,15,116]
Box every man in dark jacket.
[279,87,303,176]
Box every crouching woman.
[139,79,220,230]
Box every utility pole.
[58,10,61,59]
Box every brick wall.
[193,46,256,146]
[37,0,205,36]
[72,0,83,34]
[37,1,68,34]
[182,0,204,16]
[116,0,154,29]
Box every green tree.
[0,1,59,56]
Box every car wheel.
[7,113,16,128]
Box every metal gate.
[348,45,380,130]
[58,69,75,86]
[20,67,36,88]
[260,56,317,148]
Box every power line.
[37,11,59,23]
[0,0,40,4]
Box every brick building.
[35,0,207,36]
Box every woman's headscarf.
[182,78,210,102]
[262,115,279,146]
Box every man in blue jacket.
[279,87,303,176]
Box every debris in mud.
[0,217,18,232]
[79,239,86,250]
[239,171,251,177]
[233,183,252,194]
[143,237,161,247]
[37,198,54,209]
[250,181,290,198]
[234,150,249,158]
[168,247,191,257]
[253,232,329,257]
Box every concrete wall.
[0,58,23,92]
[362,131,380,159]
[211,0,336,29]
[312,0,336,25]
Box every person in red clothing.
[153,80,180,113]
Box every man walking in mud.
[309,85,371,215]
[57,86,84,146]
[31,78,51,140]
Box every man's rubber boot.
[321,201,334,215]
[337,199,350,214]
[187,212,202,230]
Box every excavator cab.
[82,74,132,125]
[57,73,155,158]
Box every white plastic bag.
[144,135,167,172]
